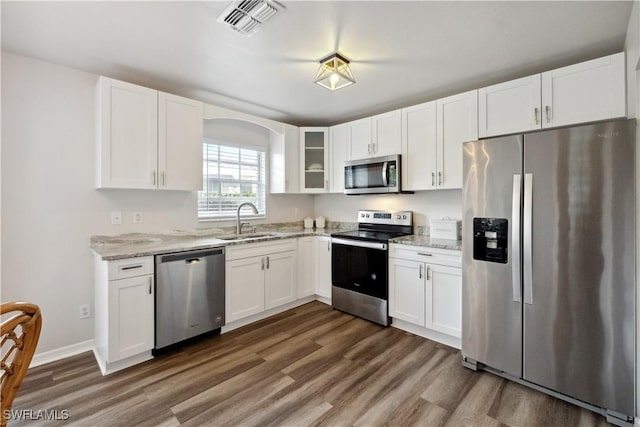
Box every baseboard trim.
[222,296,316,333]
[30,339,94,368]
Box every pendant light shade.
[314,52,355,91]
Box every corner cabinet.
[299,127,329,193]
[478,52,625,138]
[94,255,155,375]
[96,76,203,190]
[329,124,348,193]
[389,244,462,348]
[270,125,300,194]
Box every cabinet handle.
[438,172,443,186]
[261,258,265,270]
[372,143,376,154]
[161,172,165,186]
[328,241,331,251]
[431,172,435,187]
[152,170,156,186]
[121,264,143,271]
[545,105,551,123]
[417,253,433,257]
[148,277,152,294]
[266,256,270,269]
[426,266,431,280]
[419,264,423,279]
[534,107,539,125]
[368,144,371,155]
[326,180,329,189]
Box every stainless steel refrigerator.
[462,119,635,426]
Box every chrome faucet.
[236,202,259,235]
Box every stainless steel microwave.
[344,154,401,195]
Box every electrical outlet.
[110,211,122,225]
[79,304,91,319]
[133,211,143,224]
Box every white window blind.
[198,140,266,220]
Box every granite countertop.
[91,221,355,261]
[389,235,462,251]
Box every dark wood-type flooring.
[12,301,611,426]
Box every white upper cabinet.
[478,75,542,138]
[347,117,373,160]
[329,123,348,193]
[96,77,158,189]
[401,101,437,191]
[478,52,625,138]
[270,124,300,194]
[436,90,478,190]
[346,110,402,160]
[541,52,625,129]
[158,92,204,191]
[299,127,329,193]
[96,77,203,191]
[372,110,402,157]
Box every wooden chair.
[1,302,42,427]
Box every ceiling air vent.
[217,0,282,36]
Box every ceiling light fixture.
[314,52,355,91]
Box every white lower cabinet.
[314,236,332,300]
[94,255,154,375]
[296,237,315,298]
[225,239,297,322]
[389,244,462,346]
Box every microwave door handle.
[382,161,388,187]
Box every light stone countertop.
[91,221,356,261]
[389,235,462,251]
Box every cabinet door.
[347,117,373,160]
[372,110,402,157]
[108,274,154,362]
[329,124,348,193]
[426,264,461,338]
[389,258,425,326]
[314,237,332,300]
[265,251,297,309]
[97,77,158,189]
[226,257,266,322]
[402,101,437,191]
[300,127,329,193]
[478,75,542,137]
[269,125,300,194]
[157,92,203,191]
[436,90,478,190]
[297,237,315,298]
[541,52,625,129]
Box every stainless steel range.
[331,210,413,326]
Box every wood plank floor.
[12,301,612,426]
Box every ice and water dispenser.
[473,218,508,264]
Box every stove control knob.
[366,214,370,218]
[396,215,401,220]
[403,215,407,219]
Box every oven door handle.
[331,238,388,250]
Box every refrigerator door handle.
[512,174,522,303]
[523,173,533,305]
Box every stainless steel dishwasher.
[155,247,225,350]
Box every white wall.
[314,190,462,228]
[0,52,314,355]
[625,0,640,419]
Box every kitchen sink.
[216,232,280,241]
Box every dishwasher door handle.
[185,258,201,264]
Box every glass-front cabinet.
[299,127,329,193]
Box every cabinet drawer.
[108,256,154,279]
[389,244,461,267]
[226,238,297,261]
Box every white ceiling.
[1,1,634,126]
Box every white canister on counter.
[315,216,325,229]
[304,217,314,229]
